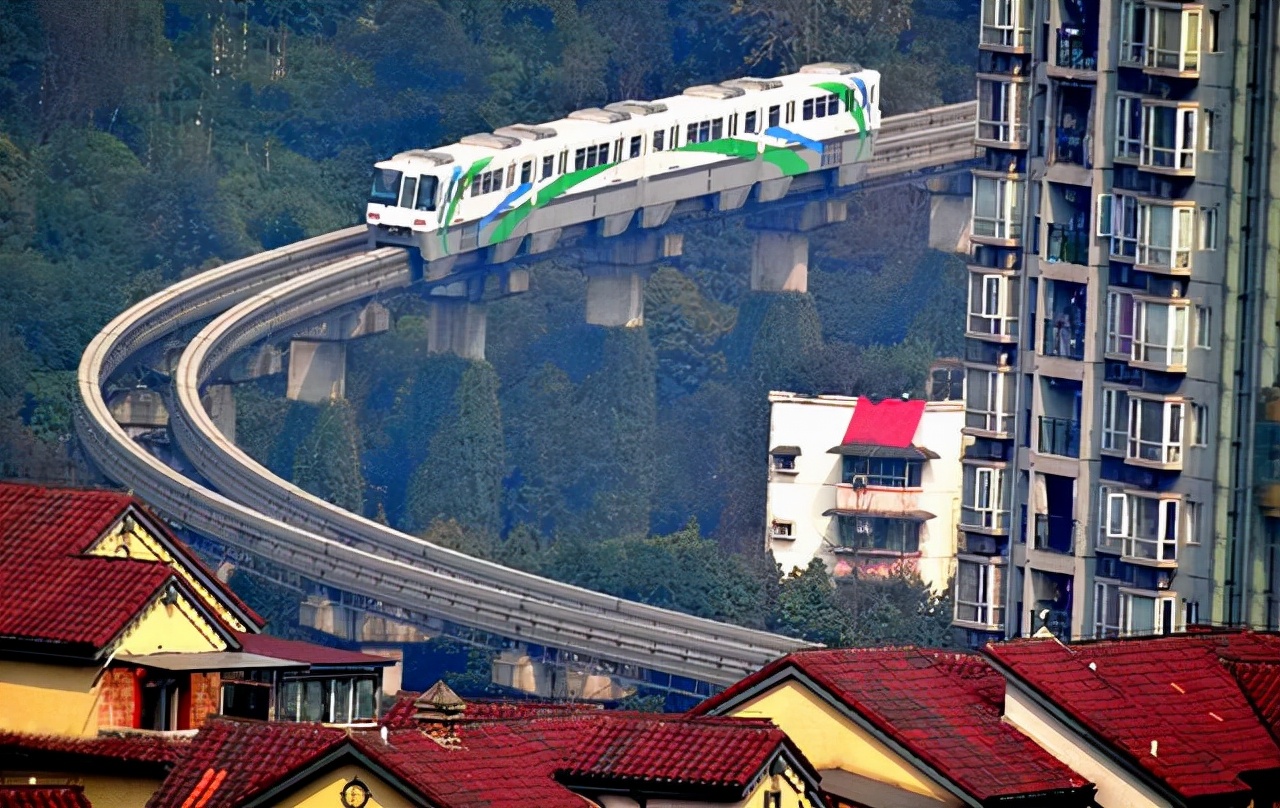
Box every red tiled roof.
[381,692,603,729]
[985,632,1280,801]
[0,730,189,770]
[0,483,260,650]
[693,646,1092,803]
[560,714,786,791]
[0,786,91,808]
[841,397,926,448]
[232,633,395,667]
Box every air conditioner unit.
[851,475,869,490]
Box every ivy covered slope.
[1,0,976,646]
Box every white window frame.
[1141,103,1198,172]
[1110,194,1139,260]
[1102,389,1129,453]
[1200,207,1218,250]
[1115,95,1143,161]
[1127,397,1185,465]
[1145,3,1202,74]
[1107,491,1180,562]
[1118,0,1147,66]
[1095,580,1122,638]
[1191,402,1208,447]
[972,176,1024,241]
[1132,298,1189,369]
[981,0,1030,48]
[955,556,1005,628]
[1194,305,1212,348]
[1137,202,1194,271]
[1106,291,1136,357]
[1120,589,1180,636]
[964,465,1007,529]
[977,78,1028,145]
[965,369,1015,434]
[770,520,795,540]
[968,273,1018,337]
[1184,500,1202,544]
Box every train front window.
[415,175,439,211]
[369,169,402,205]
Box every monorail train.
[366,61,881,263]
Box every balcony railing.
[1055,27,1097,70]
[1044,224,1089,265]
[961,506,1011,533]
[1038,416,1081,458]
[1043,317,1085,360]
[1033,513,1077,554]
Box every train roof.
[374,62,880,174]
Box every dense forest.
[0,0,976,661]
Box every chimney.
[413,681,466,748]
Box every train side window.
[599,142,611,164]
[415,175,438,211]
[506,164,516,187]
[541,155,554,179]
[559,150,568,174]
[786,101,795,123]
[728,114,737,137]
[653,130,665,151]
[803,98,814,120]
[711,118,723,140]
[871,85,876,106]
[768,105,780,128]
[399,176,417,208]
[629,135,642,158]
[827,94,840,115]
[699,121,711,141]
[686,122,698,144]
[670,126,678,148]
[520,161,532,184]
[745,110,758,133]
[575,148,587,171]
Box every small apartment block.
[765,391,964,592]
[959,0,1280,644]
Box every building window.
[1185,500,1202,545]
[1121,590,1179,636]
[1199,207,1218,250]
[962,465,1007,530]
[965,369,1015,435]
[1194,305,1212,348]
[981,0,1030,48]
[837,516,920,553]
[1100,193,1139,260]
[1145,4,1201,74]
[279,677,378,724]
[1095,581,1123,638]
[955,557,1005,628]
[1137,202,1194,272]
[1118,0,1147,65]
[977,79,1028,145]
[1128,397,1184,465]
[1102,388,1129,453]
[1141,104,1198,172]
[968,273,1020,337]
[841,456,923,488]
[1105,291,1135,358]
[1132,299,1189,369]
[1106,491,1180,563]
[772,453,798,473]
[972,176,1024,241]
[771,520,795,540]
[1115,95,1143,161]
[1191,403,1208,447]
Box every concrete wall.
[765,393,964,592]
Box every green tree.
[292,400,365,513]
[837,564,956,647]
[772,558,851,646]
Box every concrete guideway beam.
[747,200,849,294]
[200,384,237,443]
[581,231,683,328]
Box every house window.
[1095,581,1123,638]
[962,465,1007,530]
[772,453,798,473]
[1191,403,1209,446]
[841,456,923,488]
[978,79,1028,146]
[965,369,1015,435]
[1107,193,1139,260]
[1106,291,1136,357]
[837,516,921,554]
[1137,202,1194,271]
[1185,500,1202,544]
[981,0,1030,48]
[1132,299,1189,369]
[279,677,378,724]
[968,273,1019,337]
[1102,388,1129,452]
[1145,4,1201,74]
[770,520,795,540]
[1118,0,1147,65]
[1106,491,1180,562]
[1121,590,1179,636]
[972,176,1025,240]
[1115,95,1143,161]
[955,557,1005,628]
[1128,397,1184,465]
[1141,104,1198,172]
[1194,305,1212,348]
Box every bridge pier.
[582,231,682,327]
[287,340,346,403]
[926,173,973,255]
[748,200,847,293]
[428,298,488,360]
[108,388,170,438]
[200,384,237,443]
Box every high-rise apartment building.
[953,0,1280,645]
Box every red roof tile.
[984,631,1280,801]
[0,786,91,808]
[693,646,1091,803]
[0,730,189,770]
[232,633,395,667]
[841,397,926,448]
[0,483,260,651]
[381,693,603,729]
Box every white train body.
[366,62,881,262]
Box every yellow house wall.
[277,763,418,808]
[596,761,817,808]
[114,591,228,656]
[723,680,957,804]
[88,513,248,632]
[7,773,163,808]
[0,661,101,737]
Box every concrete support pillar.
[287,340,346,403]
[928,195,973,254]
[750,231,809,293]
[200,384,237,443]
[585,267,647,327]
[428,299,487,360]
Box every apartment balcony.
[1042,318,1085,360]
[967,271,1020,343]
[1037,416,1081,458]
[1043,224,1090,266]
[979,0,1032,52]
[1048,26,1098,77]
[1143,4,1202,78]
[1034,513,1077,555]
[1125,397,1185,472]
